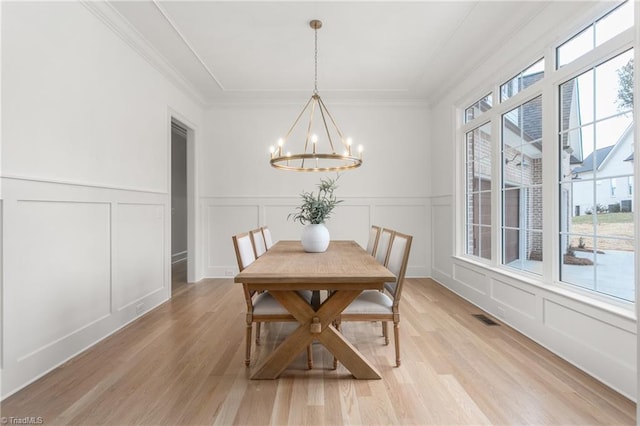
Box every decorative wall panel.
[206,204,260,269]
[203,197,429,277]
[6,200,111,359]
[453,263,489,296]
[492,278,536,319]
[114,203,166,310]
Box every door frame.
[169,111,198,284]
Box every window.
[500,59,544,102]
[556,1,633,68]
[558,49,635,302]
[465,94,493,123]
[502,96,543,274]
[459,1,635,305]
[611,178,617,196]
[465,123,492,259]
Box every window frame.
[456,5,636,310]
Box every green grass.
[572,212,633,224]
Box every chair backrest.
[366,225,381,256]
[261,226,273,250]
[384,231,412,305]
[249,228,267,258]
[375,228,394,265]
[232,232,256,271]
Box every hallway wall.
[1,2,203,397]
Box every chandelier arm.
[317,96,346,147]
[301,97,318,169]
[270,19,363,172]
[284,96,314,142]
[317,100,337,154]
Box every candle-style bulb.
[277,138,284,156]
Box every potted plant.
[289,175,343,252]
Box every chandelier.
[269,19,363,172]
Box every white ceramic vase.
[301,223,330,253]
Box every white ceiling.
[107,1,592,105]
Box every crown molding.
[206,96,430,109]
[80,1,206,108]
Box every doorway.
[171,120,189,291]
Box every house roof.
[572,145,615,173]
[625,153,634,161]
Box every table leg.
[311,290,321,311]
[251,290,381,380]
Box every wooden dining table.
[234,240,396,380]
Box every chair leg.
[382,321,389,345]
[256,322,261,345]
[307,344,313,369]
[393,320,400,367]
[245,323,252,367]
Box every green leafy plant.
[289,175,343,225]
[616,58,633,111]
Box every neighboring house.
[500,72,580,264]
[571,124,634,215]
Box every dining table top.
[234,240,396,290]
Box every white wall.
[429,3,637,399]
[201,102,431,278]
[1,2,203,398]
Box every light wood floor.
[2,270,635,425]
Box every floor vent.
[472,314,500,326]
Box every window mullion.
[542,45,557,284]
[491,94,502,267]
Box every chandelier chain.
[314,27,318,93]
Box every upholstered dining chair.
[249,228,267,258]
[261,226,273,250]
[374,228,394,265]
[336,231,412,367]
[366,225,382,256]
[232,232,313,368]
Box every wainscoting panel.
[542,298,636,396]
[324,205,371,245]
[544,299,635,368]
[431,197,453,281]
[6,200,111,360]
[203,196,429,277]
[492,278,536,320]
[264,203,316,242]
[206,204,260,271]
[453,263,489,296]
[1,177,170,399]
[114,203,166,311]
[432,194,635,398]
[374,203,429,276]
